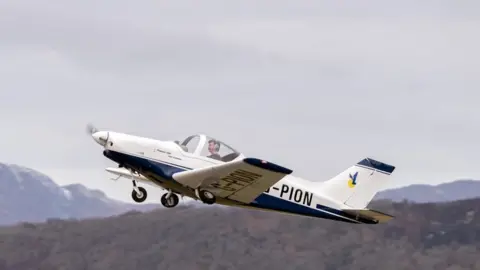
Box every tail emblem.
[348,172,358,188]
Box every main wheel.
[161,193,179,208]
[197,189,216,205]
[131,186,147,203]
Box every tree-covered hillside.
[1,198,480,269]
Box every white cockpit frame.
[176,134,242,162]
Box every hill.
[0,163,159,225]
[375,179,480,202]
[2,159,480,225]
[0,198,479,269]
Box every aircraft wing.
[172,158,292,204]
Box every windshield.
[175,134,241,162]
[178,135,200,153]
[199,136,240,162]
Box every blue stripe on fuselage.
[103,150,370,224]
[251,194,359,224]
[103,150,189,183]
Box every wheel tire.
[131,187,147,203]
[161,193,179,208]
[198,189,216,205]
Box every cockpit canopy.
[175,134,241,162]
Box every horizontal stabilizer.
[342,209,394,223]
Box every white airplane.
[87,124,396,224]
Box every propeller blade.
[86,123,98,135]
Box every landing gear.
[161,191,179,208]
[131,186,147,203]
[195,189,216,204]
[128,168,147,203]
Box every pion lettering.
[289,186,294,200]
[294,189,302,202]
[279,184,312,207]
[280,184,289,197]
[303,191,313,206]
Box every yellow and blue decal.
[348,172,358,188]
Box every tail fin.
[320,157,395,209]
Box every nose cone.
[92,131,109,146]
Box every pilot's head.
[208,139,220,153]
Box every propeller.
[86,123,110,146]
[86,123,98,135]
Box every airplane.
[87,124,396,224]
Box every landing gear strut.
[131,180,147,203]
[161,190,179,208]
[195,189,216,204]
[128,168,147,203]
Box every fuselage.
[94,131,377,224]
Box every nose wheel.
[161,192,179,208]
[131,185,147,203]
[126,168,148,203]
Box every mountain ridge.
[0,162,160,225]
[1,161,480,225]
[374,179,480,203]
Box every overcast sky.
[0,0,479,202]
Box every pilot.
[207,139,222,160]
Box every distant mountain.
[0,163,160,225]
[2,161,480,226]
[375,179,480,203]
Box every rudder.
[319,157,395,209]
